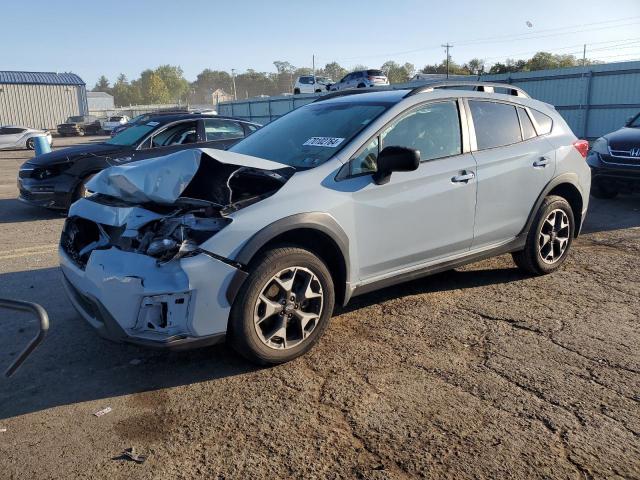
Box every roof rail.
[311,88,391,103]
[405,81,529,98]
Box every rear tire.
[357,83,366,88]
[293,88,300,95]
[590,182,618,199]
[229,246,335,365]
[512,195,575,275]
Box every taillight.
[573,139,589,158]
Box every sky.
[2,0,640,87]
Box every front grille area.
[601,153,640,167]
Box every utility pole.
[231,69,237,101]
[312,54,316,82]
[442,43,453,79]
[582,44,587,67]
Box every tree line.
[93,52,601,107]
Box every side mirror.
[626,116,634,126]
[373,146,420,185]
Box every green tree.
[111,73,133,107]
[319,62,347,82]
[191,69,234,103]
[464,58,485,75]
[154,65,189,102]
[93,75,111,93]
[381,61,412,83]
[137,70,171,104]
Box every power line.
[319,16,640,63]
[442,43,453,78]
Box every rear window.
[531,109,553,135]
[108,116,123,122]
[469,101,522,150]
[299,76,313,84]
[367,70,385,77]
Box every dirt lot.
[0,136,638,479]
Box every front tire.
[512,195,575,275]
[293,88,300,95]
[229,246,335,365]
[26,138,35,150]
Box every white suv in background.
[293,76,333,94]
[329,69,389,91]
[101,115,130,134]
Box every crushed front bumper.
[60,246,246,349]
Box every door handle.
[452,171,475,183]
[533,157,550,168]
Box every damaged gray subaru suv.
[59,82,591,364]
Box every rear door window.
[151,121,199,147]
[469,101,522,150]
[517,107,537,140]
[204,119,245,141]
[530,109,553,135]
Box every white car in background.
[293,75,333,94]
[0,125,53,150]
[101,115,130,134]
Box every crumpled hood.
[86,148,292,205]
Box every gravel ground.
[0,137,638,479]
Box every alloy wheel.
[539,209,570,264]
[253,266,324,350]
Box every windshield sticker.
[303,137,345,148]
[146,121,160,127]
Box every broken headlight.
[32,161,73,180]
[141,214,230,263]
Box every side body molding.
[225,213,351,305]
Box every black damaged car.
[587,112,640,199]
[18,114,260,210]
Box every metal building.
[87,91,114,112]
[0,71,88,130]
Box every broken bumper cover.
[60,246,246,349]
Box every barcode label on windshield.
[303,137,345,148]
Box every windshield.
[106,124,155,146]
[67,116,84,123]
[229,102,389,168]
[628,114,640,128]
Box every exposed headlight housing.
[142,215,231,264]
[32,162,72,179]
